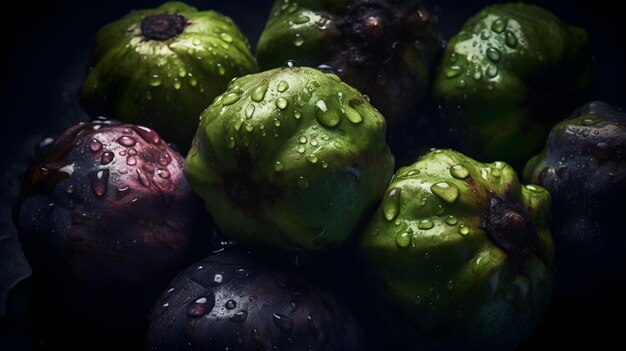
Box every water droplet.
[245,122,255,132]
[293,33,304,47]
[126,156,137,166]
[89,139,102,152]
[217,64,226,76]
[473,67,482,80]
[214,274,223,284]
[486,47,501,62]
[136,169,151,188]
[149,74,162,87]
[321,161,328,168]
[117,136,137,147]
[227,137,236,149]
[306,155,318,164]
[418,219,434,230]
[299,136,308,144]
[273,313,293,331]
[346,100,363,123]
[445,65,463,78]
[293,15,310,24]
[294,111,302,119]
[116,186,131,200]
[132,125,160,144]
[276,97,288,109]
[296,145,305,153]
[230,310,248,322]
[581,117,601,126]
[157,168,170,178]
[178,67,186,77]
[251,83,269,102]
[277,80,289,92]
[486,65,498,78]
[491,17,507,33]
[315,100,341,127]
[450,164,469,179]
[220,32,233,43]
[310,140,318,146]
[186,293,215,318]
[297,176,309,189]
[383,187,402,221]
[100,151,114,165]
[526,184,544,192]
[158,153,172,166]
[274,161,284,172]
[446,215,458,225]
[395,231,412,248]
[447,280,455,290]
[459,225,470,235]
[189,75,198,86]
[192,38,201,46]
[282,60,299,69]
[90,169,109,197]
[172,79,182,90]
[222,92,241,106]
[430,181,459,203]
[244,104,255,119]
[225,300,237,309]
[505,30,517,47]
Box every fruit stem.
[141,13,187,41]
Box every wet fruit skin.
[13,119,208,330]
[524,101,626,298]
[184,65,394,251]
[432,2,594,169]
[256,0,441,126]
[146,250,365,351]
[81,1,258,152]
[360,149,554,349]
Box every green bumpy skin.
[360,149,553,348]
[81,2,258,151]
[432,3,593,168]
[184,66,394,251]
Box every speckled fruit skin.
[256,0,441,126]
[14,119,207,330]
[184,66,394,251]
[360,149,553,349]
[432,3,594,168]
[146,250,365,350]
[81,1,258,151]
[525,101,626,298]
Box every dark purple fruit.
[147,250,365,350]
[13,119,209,332]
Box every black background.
[1,0,625,350]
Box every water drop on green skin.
[418,219,434,230]
[450,164,469,179]
[505,31,517,47]
[382,188,402,221]
[276,97,288,110]
[315,100,341,127]
[491,17,507,33]
[446,65,463,78]
[293,34,304,47]
[430,181,460,204]
[149,74,162,87]
[306,155,318,164]
[277,80,289,92]
[245,104,255,118]
[222,92,241,106]
[395,232,412,248]
[446,215,458,225]
[252,83,269,102]
[273,161,284,172]
[459,225,470,235]
[293,15,310,24]
[220,32,233,43]
[487,65,499,78]
[486,47,501,62]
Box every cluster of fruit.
[8,1,625,350]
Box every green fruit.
[184,65,394,251]
[81,1,258,152]
[432,3,594,168]
[256,0,441,126]
[360,149,553,348]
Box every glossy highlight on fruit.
[14,118,207,330]
[184,65,394,251]
[257,0,442,126]
[81,1,258,151]
[524,101,626,297]
[147,250,365,350]
[360,149,553,349]
[432,2,594,168]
